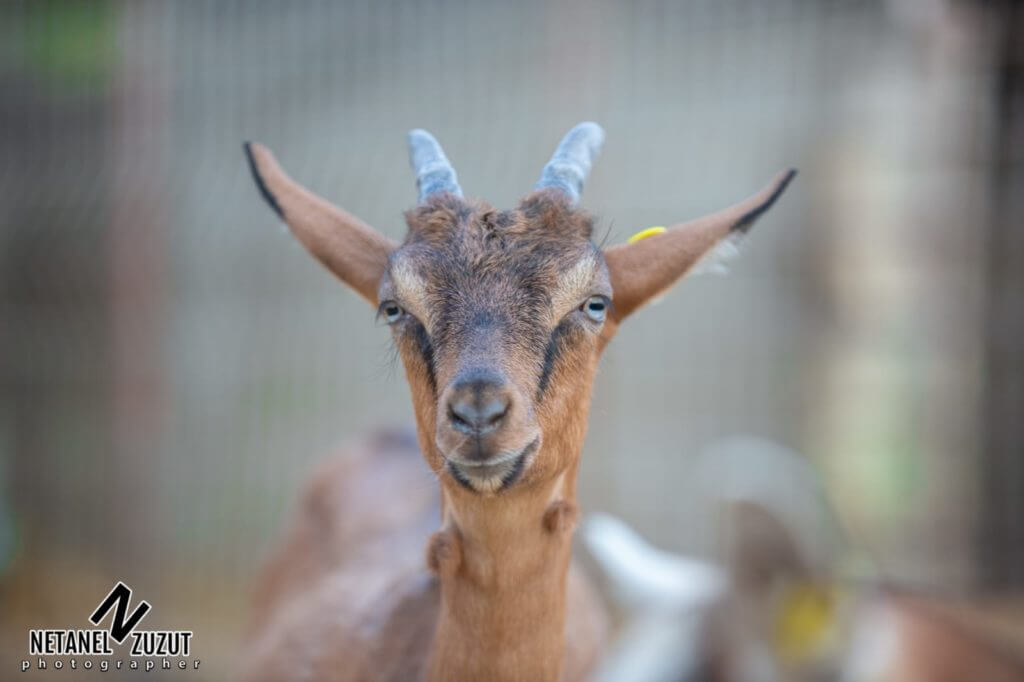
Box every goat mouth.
[446,437,539,494]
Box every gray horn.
[407,129,463,203]
[535,122,605,205]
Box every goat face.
[244,122,794,497]
[380,191,610,493]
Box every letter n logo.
[89,581,151,644]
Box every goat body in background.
[584,438,1024,682]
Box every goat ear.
[603,169,796,321]
[244,142,397,305]
[728,501,808,589]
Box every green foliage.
[22,1,115,94]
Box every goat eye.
[582,296,608,323]
[379,301,404,324]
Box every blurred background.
[1,0,1022,678]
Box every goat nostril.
[448,404,471,430]
[448,394,510,434]
[482,398,509,426]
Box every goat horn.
[407,129,463,203]
[535,122,605,205]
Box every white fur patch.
[582,513,725,609]
[690,231,746,277]
[840,603,901,682]
[390,258,430,317]
[550,254,600,318]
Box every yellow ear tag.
[627,226,667,244]
[773,583,839,663]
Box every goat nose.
[447,378,511,435]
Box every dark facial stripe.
[409,320,436,394]
[243,142,283,218]
[537,319,574,400]
[447,461,475,491]
[500,437,539,490]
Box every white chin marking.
[454,460,513,493]
[449,456,517,494]
[446,438,537,493]
[469,474,505,494]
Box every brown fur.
[875,595,1024,682]
[702,495,1024,682]
[604,168,796,321]
[543,500,579,535]
[389,192,609,681]
[240,136,794,681]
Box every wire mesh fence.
[2,0,1020,678]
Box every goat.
[238,123,795,681]
[584,438,1024,682]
